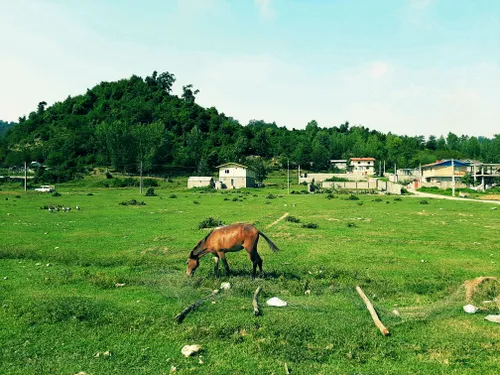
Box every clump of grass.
[419,200,429,205]
[87,193,94,196]
[198,217,225,229]
[372,197,383,202]
[52,192,61,197]
[145,188,157,196]
[119,199,146,206]
[347,222,357,228]
[357,202,364,206]
[266,194,277,199]
[224,197,230,201]
[232,197,239,202]
[394,197,402,201]
[302,223,318,229]
[169,194,177,198]
[15,195,21,198]
[193,200,200,204]
[347,194,359,201]
[285,216,301,223]
[326,193,335,200]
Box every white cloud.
[370,62,391,79]
[254,0,274,19]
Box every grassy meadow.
[1,175,499,374]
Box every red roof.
[350,157,375,161]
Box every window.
[225,169,230,174]
[358,161,360,164]
[367,161,371,165]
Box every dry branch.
[175,289,219,323]
[253,286,263,316]
[356,286,390,336]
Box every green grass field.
[1,177,499,374]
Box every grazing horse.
[186,223,280,278]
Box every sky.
[1,0,499,138]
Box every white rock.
[304,289,311,295]
[181,344,201,357]
[220,282,231,290]
[484,315,500,323]
[266,297,288,307]
[463,304,478,314]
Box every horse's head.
[186,256,199,277]
[186,240,203,276]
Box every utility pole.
[287,158,290,195]
[298,165,301,184]
[24,161,27,191]
[394,163,397,183]
[383,160,386,175]
[451,159,455,197]
[140,160,143,194]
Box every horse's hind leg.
[249,249,263,279]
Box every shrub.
[193,200,200,204]
[87,193,94,196]
[224,197,230,201]
[285,216,301,223]
[169,194,177,198]
[357,202,363,206]
[266,194,277,199]
[145,188,157,196]
[372,197,383,202]
[119,199,145,206]
[52,192,61,197]
[394,197,402,201]
[302,223,318,229]
[347,194,359,200]
[347,222,357,228]
[419,200,429,204]
[198,217,225,229]
[326,193,335,200]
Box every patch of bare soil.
[481,195,500,201]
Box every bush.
[193,200,200,204]
[302,223,318,229]
[419,200,429,205]
[372,197,383,202]
[119,199,145,206]
[285,216,301,223]
[52,192,61,197]
[394,197,402,201]
[326,193,335,200]
[87,193,94,196]
[347,222,357,228]
[198,217,224,229]
[145,188,157,196]
[347,194,359,201]
[169,194,177,198]
[266,194,277,199]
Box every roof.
[350,157,375,161]
[216,162,249,169]
[422,159,470,168]
[188,176,213,181]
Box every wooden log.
[175,289,219,323]
[253,286,263,316]
[355,286,389,336]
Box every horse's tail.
[258,231,280,252]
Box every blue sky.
[1,0,499,137]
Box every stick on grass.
[253,286,263,316]
[356,286,390,336]
[175,289,219,323]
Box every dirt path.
[408,190,500,205]
[266,212,289,229]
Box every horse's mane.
[190,229,214,258]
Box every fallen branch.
[266,212,289,229]
[253,286,263,316]
[175,289,219,323]
[356,286,389,336]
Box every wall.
[322,179,402,194]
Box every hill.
[1,71,499,183]
[0,120,16,137]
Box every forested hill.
[0,120,16,137]
[1,71,499,182]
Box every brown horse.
[186,223,280,278]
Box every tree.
[157,71,176,93]
[245,157,268,187]
[182,84,199,103]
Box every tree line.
[1,71,499,183]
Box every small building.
[421,159,469,185]
[350,157,376,175]
[330,159,348,171]
[187,176,214,189]
[217,163,256,189]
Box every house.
[350,158,376,175]
[187,176,214,189]
[330,159,348,171]
[421,159,469,186]
[217,163,256,189]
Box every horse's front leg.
[218,252,231,276]
[213,254,220,278]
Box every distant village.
[188,158,500,195]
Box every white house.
[187,176,214,189]
[350,157,376,175]
[217,163,256,189]
[330,159,348,171]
